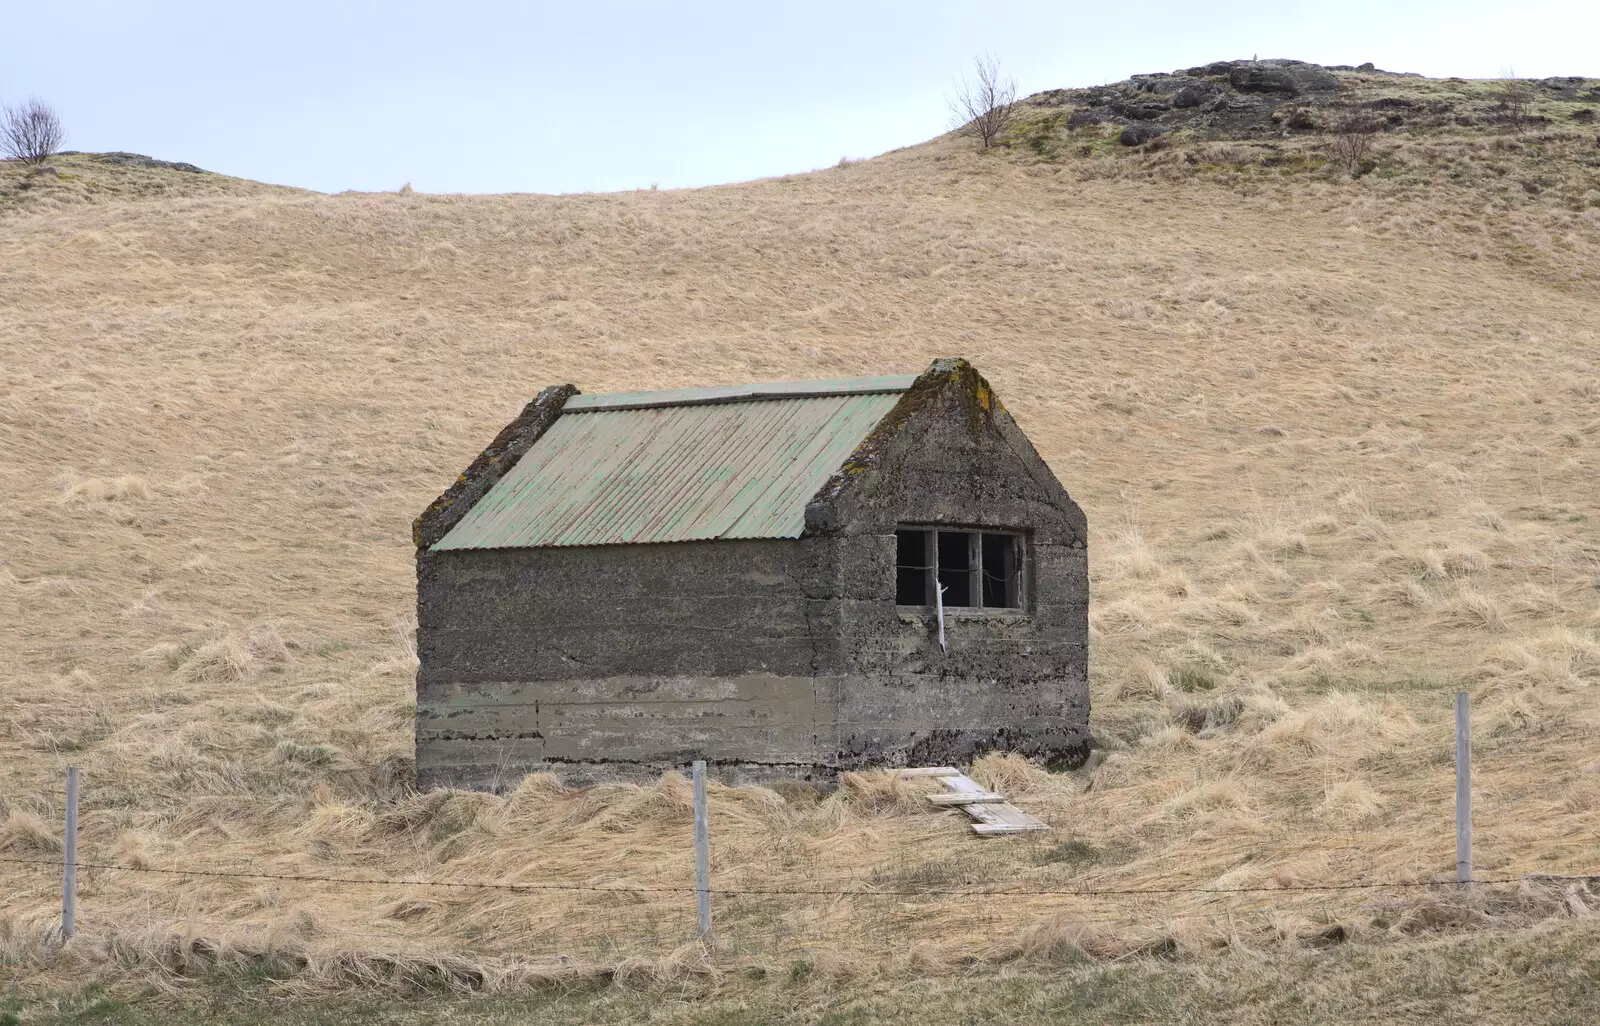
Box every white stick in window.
[936,581,948,653]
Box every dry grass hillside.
[2,64,1600,1015]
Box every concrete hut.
[412,358,1088,790]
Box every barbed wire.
[3,855,1593,899]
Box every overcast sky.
[4,1,1595,195]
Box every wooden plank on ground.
[964,804,1049,833]
[972,820,1050,835]
[961,802,1013,829]
[927,791,1006,805]
[934,772,1048,834]
[898,766,1049,835]
[966,801,1047,829]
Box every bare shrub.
[1,98,65,166]
[1496,76,1537,133]
[949,54,1018,149]
[1329,114,1380,177]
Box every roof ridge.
[563,374,917,413]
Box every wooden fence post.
[1455,692,1472,888]
[62,766,79,942]
[692,760,712,943]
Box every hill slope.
[2,63,1599,1009]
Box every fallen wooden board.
[927,791,1005,805]
[972,821,1049,836]
[897,767,1049,835]
[966,803,1051,834]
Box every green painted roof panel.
[433,380,907,550]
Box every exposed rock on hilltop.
[1222,59,1344,95]
[1024,59,1600,145]
[92,151,208,173]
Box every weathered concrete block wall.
[416,539,846,789]
[812,369,1090,771]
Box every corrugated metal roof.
[433,377,910,550]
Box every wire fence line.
[7,849,1596,966]
[3,854,1597,898]
[10,706,1600,965]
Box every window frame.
[893,525,1028,613]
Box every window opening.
[982,532,1019,608]
[936,531,973,607]
[895,527,1023,610]
[895,529,931,605]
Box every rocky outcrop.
[1174,83,1221,108]
[1226,60,1342,96]
[94,152,207,174]
[1020,59,1350,142]
[1119,123,1165,146]
[1012,59,1600,151]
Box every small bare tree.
[1,98,66,166]
[1496,75,1536,133]
[1329,113,1380,177]
[949,55,1018,149]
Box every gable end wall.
[810,359,1090,771]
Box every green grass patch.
[6,921,1600,1024]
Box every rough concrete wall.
[809,360,1091,771]
[416,539,844,789]
[419,676,844,790]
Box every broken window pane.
[936,530,972,607]
[982,532,1019,608]
[895,529,930,605]
[896,526,1026,610]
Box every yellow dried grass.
[1,123,1598,983]
[58,473,151,504]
